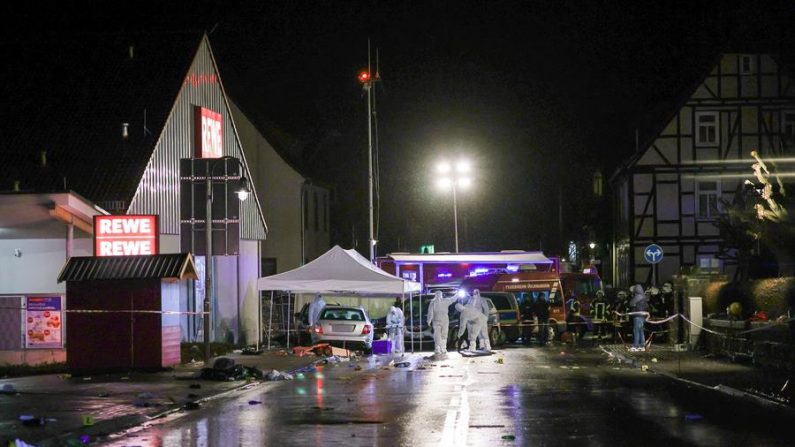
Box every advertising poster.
[25,296,63,349]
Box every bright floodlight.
[457,177,471,189]
[589,242,596,249]
[438,177,452,189]
[456,160,470,173]
[437,162,451,174]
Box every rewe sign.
[194,106,223,158]
[94,215,159,257]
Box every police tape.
[0,306,207,315]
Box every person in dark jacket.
[628,284,649,351]
[533,291,551,345]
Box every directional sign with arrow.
[644,244,664,264]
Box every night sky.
[6,1,795,257]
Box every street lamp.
[436,158,471,253]
[204,156,251,363]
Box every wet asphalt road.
[99,345,792,447]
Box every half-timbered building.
[611,54,795,287]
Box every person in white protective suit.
[307,294,326,327]
[426,291,458,356]
[386,298,405,356]
[470,290,492,351]
[456,300,488,352]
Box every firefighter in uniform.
[565,292,582,341]
[590,290,609,339]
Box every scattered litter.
[264,369,294,381]
[571,366,580,369]
[80,435,91,444]
[138,392,154,399]
[11,438,38,447]
[501,434,516,440]
[82,377,92,381]
[97,392,111,397]
[496,358,504,364]
[441,364,451,368]
[651,358,658,363]
[394,362,411,368]
[184,402,200,410]
[19,415,45,427]
[347,398,354,402]
[248,400,263,405]
[470,424,505,428]
[187,393,199,399]
[337,376,353,381]
[189,384,202,389]
[1,384,17,394]
[82,415,94,426]
[312,406,334,411]
[120,376,130,380]
[685,413,703,421]
[641,365,649,372]
[416,365,427,370]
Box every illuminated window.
[697,181,721,219]
[696,112,719,146]
[740,55,754,75]
[698,255,721,274]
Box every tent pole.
[268,291,273,350]
[410,292,414,353]
[419,292,423,352]
[286,292,291,351]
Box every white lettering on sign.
[198,108,223,158]
[93,215,158,257]
[99,240,153,256]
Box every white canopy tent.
[257,245,421,350]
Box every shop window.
[697,181,721,219]
[696,112,719,146]
[698,255,721,274]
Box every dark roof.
[0,31,203,206]
[58,253,197,282]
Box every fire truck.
[377,251,603,341]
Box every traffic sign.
[644,244,664,264]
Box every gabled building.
[0,31,279,357]
[611,54,795,287]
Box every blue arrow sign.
[644,244,664,264]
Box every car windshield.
[320,308,366,321]
[406,295,434,317]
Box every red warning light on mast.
[358,70,371,83]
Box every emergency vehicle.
[377,251,602,340]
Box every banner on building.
[25,296,63,349]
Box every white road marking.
[439,365,470,447]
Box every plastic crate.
[372,339,392,355]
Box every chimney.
[13,180,20,192]
[128,45,135,60]
[40,150,47,167]
[122,122,129,139]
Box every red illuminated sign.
[194,106,223,158]
[93,215,159,257]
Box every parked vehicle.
[294,301,342,346]
[311,305,374,353]
[479,292,521,343]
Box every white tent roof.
[257,245,421,295]
[386,251,552,264]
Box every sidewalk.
[601,342,795,421]
[0,349,322,447]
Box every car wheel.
[548,323,558,342]
[489,326,501,347]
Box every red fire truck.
[377,251,602,340]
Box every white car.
[311,305,374,353]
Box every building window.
[697,180,720,219]
[313,192,319,231]
[740,55,754,75]
[698,255,721,274]
[695,112,719,146]
[783,112,795,142]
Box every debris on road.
[501,434,516,440]
[264,369,294,381]
[248,400,263,405]
[19,415,45,427]
[685,413,703,421]
[394,361,411,368]
[184,401,200,410]
[1,384,17,395]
